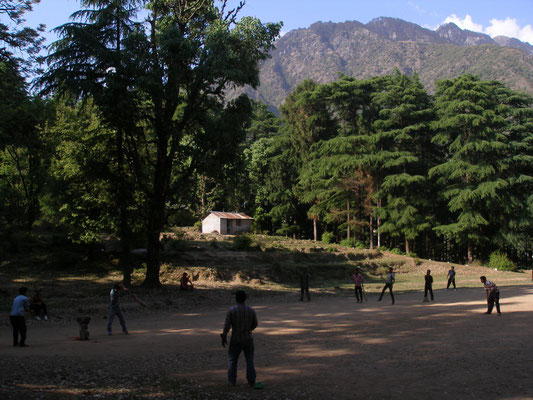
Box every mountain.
[240,17,533,109]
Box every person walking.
[352,269,364,303]
[423,269,434,302]
[221,290,258,387]
[446,266,456,290]
[107,283,129,335]
[480,276,501,315]
[299,268,311,301]
[378,267,395,304]
[10,287,30,347]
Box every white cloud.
[443,14,483,32]
[485,17,533,44]
[440,14,533,45]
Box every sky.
[23,0,533,46]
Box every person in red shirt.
[480,276,501,315]
[352,269,364,303]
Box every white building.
[201,211,254,235]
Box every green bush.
[488,251,516,271]
[233,234,253,251]
[339,238,355,247]
[355,241,366,249]
[406,252,417,258]
[390,248,404,255]
[193,221,202,232]
[322,231,335,244]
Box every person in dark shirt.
[300,268,310,301]
[423,269,434,302]
[30,288,48,321]
[180,272,194,291]
[221,290,258,387]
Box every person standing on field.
[480,276,501,315]
[10,287,30,347]
[423,269,434,302]
[299,268,311,301]
[107,283,129,335]
[221,290,258,387]
[446,266,456,290]
[378,267,395,304]
[352,269,364,303]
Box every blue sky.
[24,0,533,46]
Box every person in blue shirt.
[107,283,129,335]
[10,287,30,347]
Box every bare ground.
[2,284,533,400]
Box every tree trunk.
[313,217,318,242]
[405,238,410,255]
[369,214,374,250]
[142,128,170,287]
[377,198,381,248]
[346,200,350,240]
[467,240,473,264]
[425,232,430,259]
[116,128,133,286]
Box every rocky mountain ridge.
[240,17,533,109]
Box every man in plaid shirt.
[221,290,258,386]
[480,276,501,315]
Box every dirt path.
[2,286,533,399]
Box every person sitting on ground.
[180,272,194,291]
[30,288,48,321]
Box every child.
[30,288,48,321]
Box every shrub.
[322,231,335,244]
[355,241,366,249]
[233,234,253,251]
[193,221,202,232]
[390,248,404,255]
[339,238,356,248]
[406,252,417,258]
[413,258,422,266]
[488,251,516,271]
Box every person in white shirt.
[378,267,395,304]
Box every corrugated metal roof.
[210,211,253,220]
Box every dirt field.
[2,284,533,400]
